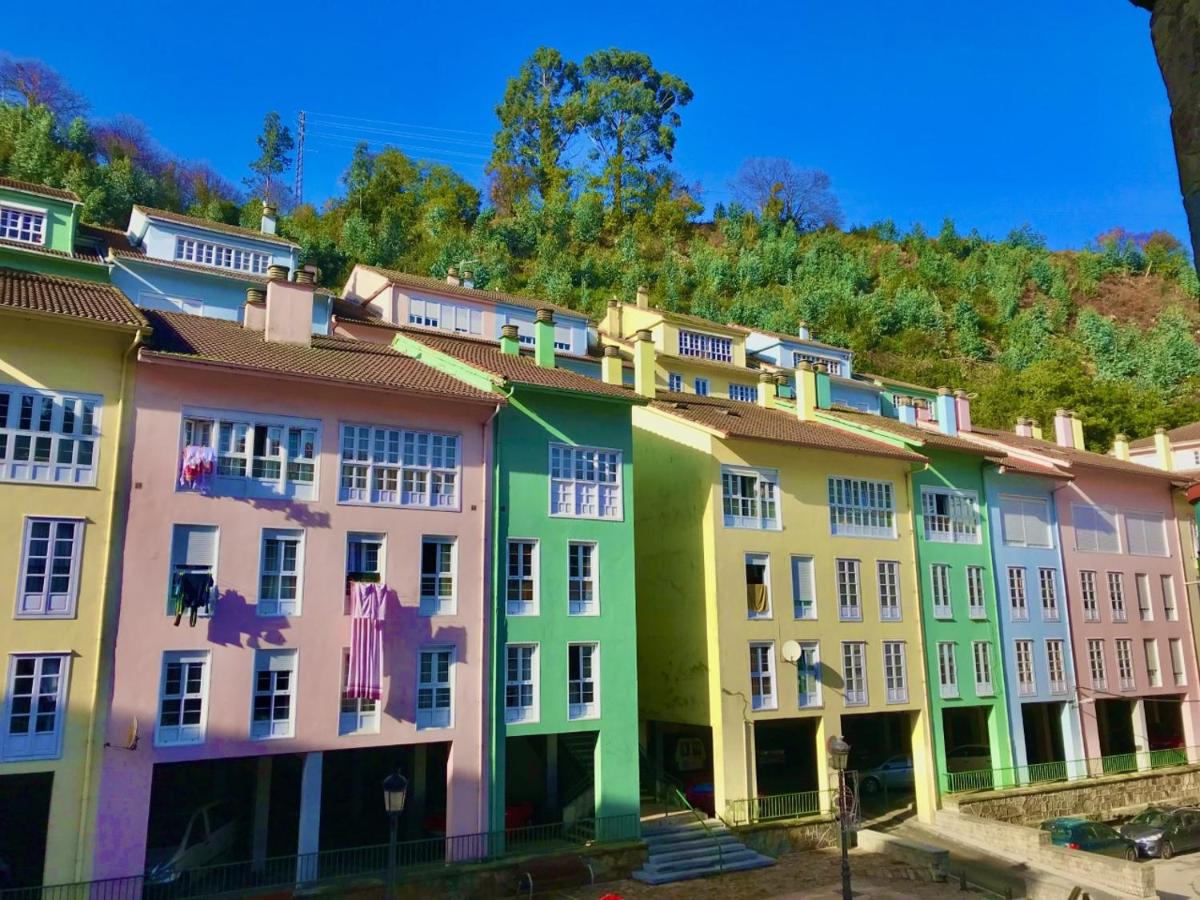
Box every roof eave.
[0,302,144,333]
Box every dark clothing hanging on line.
[173,572,214,627]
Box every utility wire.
[306,110,492,138]
[309,132,490,163]
[308,119,491,149]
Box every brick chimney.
[534,308,556,369]
[1053,409,1074,448]
[499,324,520,356]
[446,267,461,287]
[953,389,972,433]
[601,345,622,385]
[633,329,655,398]
[243,287,267,332]
[756,372,776,408]
[935,387,958,437]
[264,268,313,346]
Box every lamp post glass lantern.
[827,736,853,900]
[383,771,408,897]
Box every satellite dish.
[782,640,802,663]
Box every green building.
[0,177,126,281]
[393,313,643,838]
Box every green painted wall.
[0,187,108,282]
[0,187,77,254]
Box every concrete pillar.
[411,745,429,839]
[909,708,939,824]
[545,735,559,819]
[712,695,750,822]
[1008,700,1031,785]
[815,714,833,816]
[1061,701,1088,781]
[1079,696,1105,777]
[296,751,323,882]
[252,756,273,873]
[1133,700,1152,772]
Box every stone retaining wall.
[732,814,840,857]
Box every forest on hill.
[3,48,1200,450]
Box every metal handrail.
[939,745,1199,794]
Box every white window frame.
[792,350,845,377]
[973,641,993,696]
[2,654,69,761]
[796,641,822,708]
[0,203,47,244]
[338,424,460,509]
[417,646,454,729]
[883,641,908,704]
[728,383,757,403]
[828,476,895,539]
[250,649,297,740]
[750,642,776,711]
[678,330,733,362]
[842,641,868,706]
[1088,639,1107,691]
[1125,511,1168,558]
[169,524,219,615]
[16,517,84,619]
[181,409,319,501]
[339,650,379,736]
[1162,575,1179,622]
[568,542,599,616]
[931,564,952,619]
[1080,570,1100,622]
[549,443,623,520]
[257,529,303,617]
[937,642,959,699]
[1015,640,1036,696]
[1136,573,1154,622]
[156,651,210,746]
[1073,503,1121,554]
[1046,640,1067,694]
[346,532,385,592]
[999,495,1052,548]
[1170,638,1187,687]
[1108,572,1127,623]
[1116,639,1135,691]
[922,487,980,544]
[792,555,817,620]
[745,552,772,620]
[877,560,901,621]
[174,235,270,274]
[836,558,862,621]
[1144,638,1162,688]
[420,537,456,616]
[722,466,780,530]
[1038,568,1060,622]
[1007,566,1028,622]
[567,643,600,720]
[0,387,101,486]
[504,643,539,724]
[966,566,987,619]
[506,539,539,616]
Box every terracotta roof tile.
[648,392,926,462]
[77,222,138,255]
[984,455,1073,480]
[0,266,145,328]
[132,206,299,248]
[1130,422,1200,449]
[968,426,1184,482]
[331,296,394,328]
[724,321,851,354]
[112,249,269,284]
[0,177,80,203]
[358,265,585,320]
[139,310,497,402]
[822,407,993,456]
[0,237,105,264]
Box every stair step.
[632,855,775,885]
[646,837,743,862]
[644,823,731,843]
[645,848,764,871]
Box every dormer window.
[175,237,269,275]
[792,351,844,377]
[678,330,733,362]
[0,206,46,245]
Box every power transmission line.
[308,131,490,162]
[305,110,492,138]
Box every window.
[1144,639,1162,688]
[1007,567,1028,621]
[722,467,779,530]
[17,518,82,618]
[922,488,979,543]
[884,641,908,703]
[937,642,958,698]
[843,642,867,705]
[449,304,482,335]
[1039,569,1060,622]
[3,655,68,760]
[169,525,217,614]
[792,351,845,377]
[550,444,623,520]
[1116,639,1135,691]
[417,648,453,729]
[339,651,378,735]
[568,643,599,720]
[1015,640,1036,696]
[745,553,771,619]
[1126,512,1168,557]
[346,533,384,594]
[877,560,901,621]
[1108,572,1127,622]
[339,425,459,508]
[552,324,571,351]
[729,383,757,403]
[251,650,296,739]
[1080,571,1100,622]
[1073,504,1120,553]
[999,496,1052,548]
[828,477,895,538]
[506,540,538,616]
[792,556,816,619]
[409,297,441,327]
[505,644,538,723]
[0,387,100,486]
[1136,573,1153,622]
[1170,638,1187,687]
[796,642,822,708]
[930,564,952,618]
[966,566,986,619]
[750,643,776,710]
[1046,640,1067,694]
[258,530,302,617]
[155,652,209,746]
[1162,575,1179,621]
[668,373,682,392]
[694,377,710,397]
[973,642,993,696]
[678,330,733,362]
[175,236,270,274]
[0,205,46,244]
[1088,640,1107,691]
[568,542,598,615]
[836,559,862,621]
[182,411,318,501]
[420,538,456,616]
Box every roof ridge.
[132,206,299,248]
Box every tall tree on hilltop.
[1128,0,1200,263]
[0,55,87,122]
[488,47,582,212]
[246,111,294,207]
[730,157,843,231]
[579,49,692,219]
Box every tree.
[1128,1,1200,264]
[245,111,294,207]
[729,157,843,230]
[0,55,87,122]
[488,47,581,210]
[578,49,692,218]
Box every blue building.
[739,322,883,412]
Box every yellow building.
[633,372,939,824]
[0,267,146,886]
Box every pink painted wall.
[92,357,496,879]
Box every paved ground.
[1145,853,1200,900]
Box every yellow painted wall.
[0,313,133,883]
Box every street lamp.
[382,771,408,898]
[828,735,853,900]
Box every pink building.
[969,411,1200,771]
[93,277,500,881]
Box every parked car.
[860,754,914,795]
[145,801,239,884]
[684,776,715,816]
[1119,806,1200,859]
[1044,818,1137,860]
[944,744,992,773]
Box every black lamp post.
[828,735,852,900]
[382,771,408,898]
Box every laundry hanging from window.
[746,559,768,614]
[347,581,387,699]
[172,571,214,627]
[179,445,216,489]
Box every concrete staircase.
[632,814,776,884]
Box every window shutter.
[555,324,571,347]
[1001,497,1026,545]
[793,557,815,611]
[1026,499,1051,547]
[173,525,217,568]
[1126,512,1166,557]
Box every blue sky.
[4,0,1184,249]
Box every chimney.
[261,201,277,236]
[294,268,316,285]
[446,267,460,287]
[798,320,812,341]
[935,387,958,437]
[267,263,290,282]
[1154,427,1174,471]
[462,270,475,289]
[756,372,776,408]
[534,308,556,369]
[813,364,832,410]
[601,345,622,385]
[243,287,267,332]
[1014,416,1033,438]
[1030,419,1044,441]
[953,389,973,433]
[1053,409,1074,448]
[1069,411,1085,450]
[636,285,649,308]
[499,324,520,356]
[897,396,917,426]
[633,329,655,398]
[264,275,314,346]
[915,399,932,423]
[602,298,622,336]
[795,362,817,422]
[1112,433,1131,462]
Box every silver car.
[860,754,914,795]
[145,801,239,884]
[1119,806,1200,859]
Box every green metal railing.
[940,746,1199,795]
[1149,747,1190,769]
[725,789,828,825]
[1097,752,1139,776]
